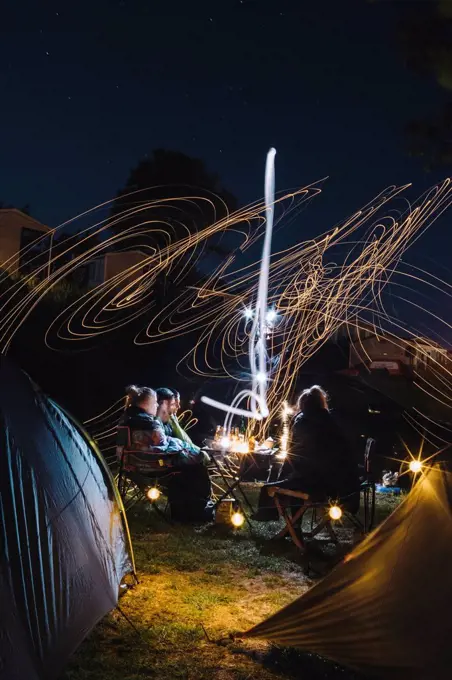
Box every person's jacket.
[289,408,359,499]
[119,406,201,464]
[169,414,200,453]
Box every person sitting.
[253,385,360,521]
[155,387,209,463]
[119,385,213,521]
[168,389,199,450]
[119,385,190,457]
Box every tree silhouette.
[109,148,238,308]
[110,149,237,251]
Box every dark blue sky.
[0,0,448,267]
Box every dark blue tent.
[0,358,135,679]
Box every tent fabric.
[243,464,452,679]
[0,358,134,680]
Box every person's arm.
[170,414,200,453]
[148,421,186,452]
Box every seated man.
[168,389,199,450]
[119,385,213,521]
[155,387,209,464]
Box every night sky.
[1,0,449,268]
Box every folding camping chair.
[116,426,180,516]
[268,437,377,552]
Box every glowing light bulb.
[256,371,267,383]
[231,511,245,528]
[329,505,342,521]
[220,436,231,449]
[266,309,277,323]
[409,460,422,473]
[235,442,249,454]
[243,308,253,319]
[147,487,160,501]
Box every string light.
[231,511,245,528]
[409,460,423,474]
[147,487,160,501]
[329,505,342,521]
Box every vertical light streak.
[201,148,276,424]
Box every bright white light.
[201,148,276,424]
[283,405,293,417]
[409,460,422,473]
[147,487,160,501]
[329,505,342,521]
[243,308,253,319]
[266,309,277,323]
[276,451,287,460]
[220,436,231,449]
[232,442,249,454]
[231,511,245,528]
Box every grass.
[62,487,402,680]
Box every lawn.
[63,491,401,680]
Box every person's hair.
[155,387,176,404]
[171,389,181,400]
[125,385,156,409]
[297,385,329,413]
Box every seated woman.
[253,385,360,521]
[119,385,213,522]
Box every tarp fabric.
[243,464,452,679]
[0,359,134,679]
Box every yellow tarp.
[243,465,452,679]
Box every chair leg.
[326,520,338,544]
[273,497,307,550]
[304,516,338,545]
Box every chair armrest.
[268,487,310,501]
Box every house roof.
[0,209,50,233]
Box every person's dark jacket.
[119,406,202,464]
[120,406,158,432]
[289,408,360,499]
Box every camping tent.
[243,463,452,679]
[0,358,135,680]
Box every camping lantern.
[147,487,160,501]
[329,505,342,521]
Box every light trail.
[1,168,452,445]
[201,147,277,426]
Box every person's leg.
[168,464,212,522]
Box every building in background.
[0,209,51,276]
[346,325,450,376]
